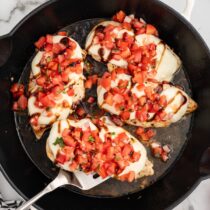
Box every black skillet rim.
[0,0,210,209]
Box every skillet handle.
[0,35,12,68]
[181,0,195,21]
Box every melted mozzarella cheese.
[161,85,188,122]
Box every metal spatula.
[16,170,109,210]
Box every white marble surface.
[0,0,210,209]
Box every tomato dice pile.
[33,33,83,110]
[10,83,28,111]
[54,122,140,182]
[136,127,156,141]
[150,142,171,162]
[99,68,170,123]
[91,11,159,84]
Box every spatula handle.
[16,185,54,210]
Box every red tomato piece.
[34,36,46,49]
[67,88,74,96]
[85,78,93,89]
[100,74,111,91]
[46,34,53,44]
[76,107,86,116]
[112,10,126,23]
[120,111,130,120]
[146,24,158,36]
[57,31,67,36]
[56,152,66,164]
[87,96,95,103]
[10,83,24,99]
[17,95,28,110]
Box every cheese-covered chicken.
[46,116,154,182]
[28,34,85,139]
[97,69,197,127]
[86,13,181,83]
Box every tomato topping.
[85,78,93,89]
[120,111,130,120]
[67,88,74,96]
[10,83,24,99]
[146,24,158,36]
[35,36,46,49]
[100,73,111,91]
[17,95,28,110]
[76,107,86,116]
[87,96,95,103]
[112,10,126,23]
[56,152,67,164]
[57,31,67,36]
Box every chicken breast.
[46,117,153,181]
[28,35,85,139]
[85,20,134,68]
[97,70,197,128]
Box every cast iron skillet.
[0,0,210,209]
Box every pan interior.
[14,18,193,198]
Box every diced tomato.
[57,31,67,36]
[106,162,117,176]
[133,49,142,63]
[127,171,135,182]
[133,20,145,29]
[12,102,19,111]
[39,95,56,108]
[152,147,163,158]
[100,74,111,91]
[98,165,108,179]
[63,146,74,161]
[10,83,24,99]
[87,96,95,103]
[120,111,130,120]
[56,152,66,164]
[36,76,46,86]
[133,72,144,85]
[132,152,140,162]
[159,95,167,107]
[85,78,93,89]
[48,61,58,71]
[76,107,86,116]
[122,22,131,30]
[136,127,145,135]
[161,152,169,162]
[122,144,133,156]
[136,108,148,122]
[34,36,46,49]
[46,34,53,44]
[113,10,126,23]
[69,160,78,171]
[146,129,156,139]
[57,54,65,63]
[146,24,158,36]
[17,95,28,110]
[67,88,74,96]
[61,71,69,83]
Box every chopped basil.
[110,132,116,135]
[53,137,65,147]
[120,106,125,111]
[46,57,52,63]
[88,135,95,143]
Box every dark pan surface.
[15,18,193,197]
